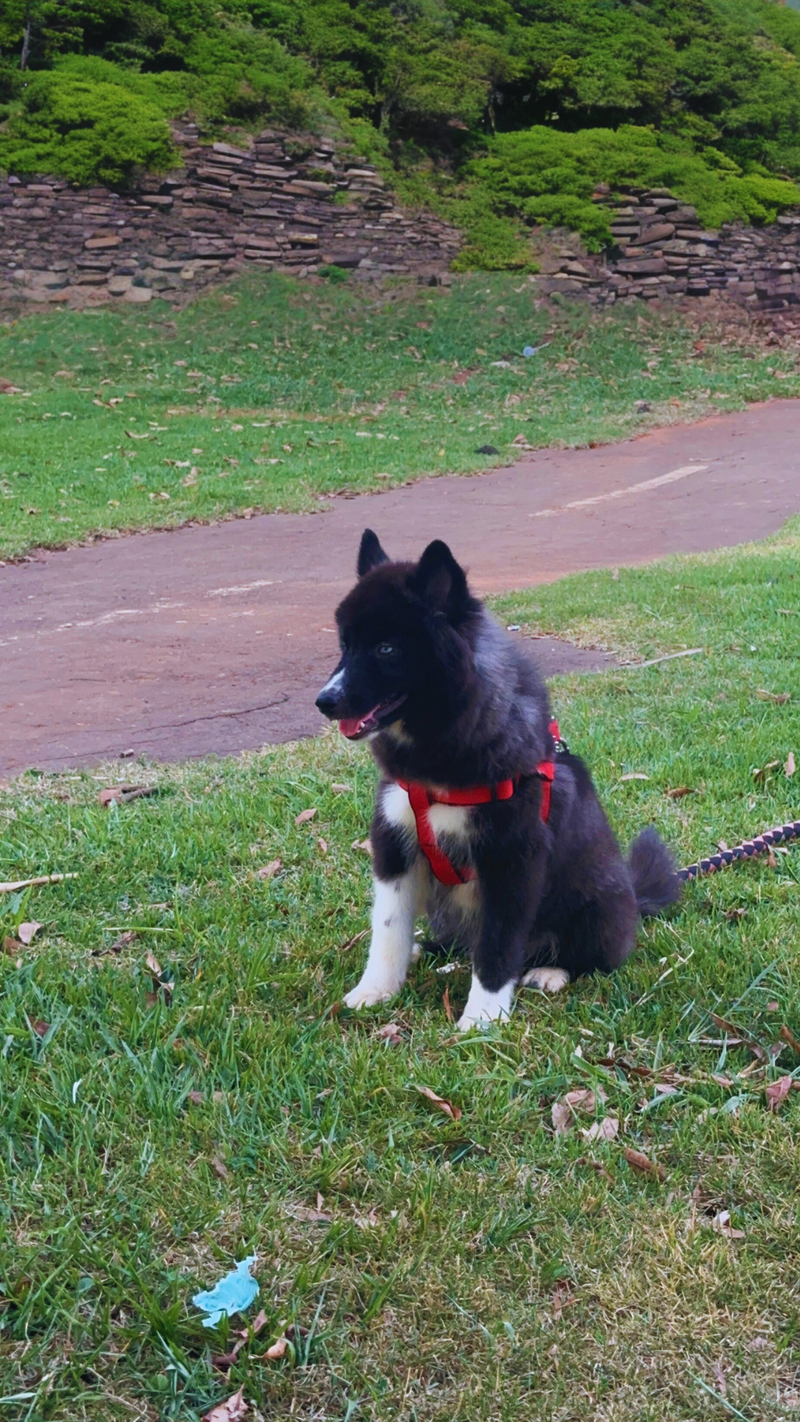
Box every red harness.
[396,720,560,887]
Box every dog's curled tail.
[628,825,682,918]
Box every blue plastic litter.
[192,1255,259,1328]
[523,342,551,358]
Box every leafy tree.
[2,0,800,245]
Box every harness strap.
[396,719,560,886]
[405,782,476,886]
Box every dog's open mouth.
[339,695,407,740]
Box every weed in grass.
[0,273,798,560]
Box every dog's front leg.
[343,788,424,1009]
[457,836,545,1031]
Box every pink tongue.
[339,716,364,739]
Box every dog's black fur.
[316,530,680,1010]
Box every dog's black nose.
[315,687,340,717]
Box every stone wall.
[0,123,460,308]
[3,137,800,312]
[533,186,800,309]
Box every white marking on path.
[0,584,279,648]
[206,579,275,597]
[530,464,708,518]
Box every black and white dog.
[316,530,680,1030]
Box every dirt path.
[2,399,798,777]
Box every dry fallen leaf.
[295,807,317,825]
[187,1090,204,1105]
[786,751,796,778]
[18,922,43,946]
[582,1117,620,1142]
[110,930,136,953]
[378,1022,404,1045]
[211,1346,241,1369]
[331,783,351,794]
[0,872,78,894]
[144,950,174,1005]
[766,1075,793,1111]
[622,1147,666,1181]
[98,784,156,806]
[30,1019,50,1038]
[352,838,372,854]
[212,1308,269,1368]
[712,1209,746,1239]
[619,772,649,782]
[317,837,328,855]
[756,689,791,704]
[211,1155,230,1180]
[249,1309,268,1336]
[753,759,781,785]
[416,1084,462,1121]
[265,1336,289,1360]
[443,985,453,1023]
[710,1012,766,1060]
[551,1278,574,1319]
[3,935,22,956]
[146,950,163,979]
[666,786,694,799]
[203,1387,247,1422]
[564,1087,606,1111]
[256,859,282,881]
[552,1087,606,1134]
[289,1203,332,1223]
[780,1024,800,1055]
[551,1101,572,1135]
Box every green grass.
[3,521,800,1419]
[1,272,799,561]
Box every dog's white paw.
[456,1010,493,1033]
[520,966,569,993]
[456,977,514,1031]
[343,978,401,1009]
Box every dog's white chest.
[381,781,478,918]
[381,782,472,844]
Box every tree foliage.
[1,0,800,238]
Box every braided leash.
[678,818,800,882]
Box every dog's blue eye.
[376,642,395,657]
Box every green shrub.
[450,209,538,273]
[521,194,612,252]
[468,125,800,246]
[0,71,177,186]
[318,263,349,282]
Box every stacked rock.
[0,125,460,308]
[533,186,800,308]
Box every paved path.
[2,399,798,777]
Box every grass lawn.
[1,272,799,561]
[2,519,800,1419]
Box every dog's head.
[315,529,477,740]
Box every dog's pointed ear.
[357,528,390,577]
[413,540,470,619]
